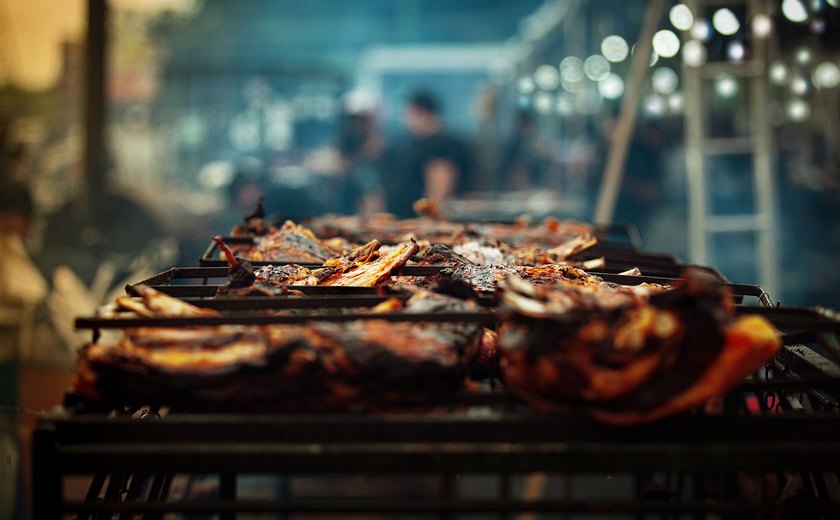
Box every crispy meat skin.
[76,287,479,411]
[250,240,419,289]
[497,269,780,423]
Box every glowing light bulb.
[782,0,809,22]
[584,55,611,81]
[643,95,666,117]
[787,98,810,121]
[769,62,789,85]
[652,30,681,58]
[796,48,812,65]
[682,40,708,67]
[715,74,739,98]
[727,40,746,61]
[518,76,535,94]
[534,92,554,114]
[601,35,630,63]
[652,67,679,95]
[690,18,712,40]
[560,57,584,82]
[813,62,840,89]
[598,73,624,100]
[668,92,685,113]
[670,4,694,31]
[791,76,809,95]
[752,14,773,38]
[534,65,560,90]
[713,8,741,35]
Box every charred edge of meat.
[413,243,471,265]
[214,236,257,295]
[244,196,266,222]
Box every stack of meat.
[73,201,782,423]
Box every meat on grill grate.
[496,268,781,424]
[76,287,480,412]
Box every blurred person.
[0,182,45,520]
[385,90,473,216]
[472,85,503,191]
[336,95,385,216]
[499,109,550,190]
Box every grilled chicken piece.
[497,269,780,424]
[76,286,479,411]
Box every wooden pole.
[594,0,667,224]
[84,0,107,199]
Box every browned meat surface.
[250,240,419,289]
[497,269,780,424]
[75,287,480,411]
[244,220,336,263]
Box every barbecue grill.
[32,230,840,518]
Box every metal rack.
[33,235,840,518]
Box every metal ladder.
[683,0,778,296]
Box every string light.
[782,0,809,22]
[534,92,554,114]
[715,74,739,98]
[668,92,685,113]
[769,62,789,85]
[652,30,681,58]
[534,65,561,90]
[598,73,625,99]
[796,48,813,65]
[690,18,712,40]
[752,14,773,38]
[682,40,708,67]
[712,8,740,36]
[518,76,536,94]
[669,4,694,31]
[791,76,809,95]
[560,57,584,82]
[813,62,840,89]
[787,98,810,121]
[584,55,611,81]
[652,67,679,95]
[601,35,630,62]
[643,95,666,117]
[727,41,747,61]
[556,93,575,115]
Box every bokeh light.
[669,4,694,31]
[601,35,630,62]
[682,40,708,67]
[712,8,740,36]
[598,73,625,99]
[652,30,681,58]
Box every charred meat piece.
[76,286,479,411]
[314,240,419,287]
[432,262,666,298]
[497,269,780,424]
[231,197,274,237]
[245,220,336,263]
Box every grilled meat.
[251,240,419,289]
[76,287,479,411]
[231,197,273,237]
[431,262,667,298]
[497,269,780,424]
[244,220,336,263]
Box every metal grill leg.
[32,427,62,520]
[76,473,107,520]
[220,473,237,520]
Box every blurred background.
[0,0,839,515]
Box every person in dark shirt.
[384,91,473,217]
